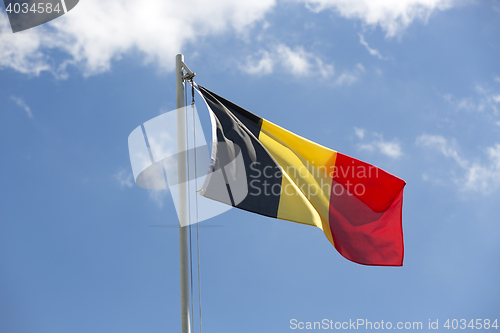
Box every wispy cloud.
[354,127,365,139]
[443,81,500,116]
[277,44,331,77]
[493,1,500,14]
[358,33,386,59]
[114,168,169,207]
[416,134,466,167]
[114,169,134,189]
[300,0,459,37]
[417,134,500,194]
[241,44,334,78]
[335,63,365,86]
[148,190,168,208]
[11,96,33,118]
[241,45,367,85]
[354,127,402,158]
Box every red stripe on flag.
[329,187,404,266]
[332,153,405,212]
[328,153,405,266]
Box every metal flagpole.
[176,53,191,333]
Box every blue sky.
[1,0,500,332]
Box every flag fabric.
[196,84,406,266]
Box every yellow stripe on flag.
[258,120,337,245]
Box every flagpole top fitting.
[181,61,196,81]
[183,72,196,81]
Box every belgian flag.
[197,85,406,266]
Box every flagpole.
[176,53,191,333]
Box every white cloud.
[113,167,169,207]
[242,50,274,75]
[114,169,134,189]
[11,96,33,118]
[444,82,500,116]
[241,45,366,84]
[355,127,402,158]
[416,134,500,194]
[494,1,500,14]
[0,0,275,76]
[0,16,51,75]
[241,44,334,78]
[298,0,459,37]
[464,144,500,193]
[416,134,466,167]
[358,33,386,59]
[114,168,168,206]
[354,127,365,139]
[335,63,365,86]
[377,141,403,159]
[0,0,460,77]
[277,44,316,76]
[335,72,357,86]
[443,94,477,111]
